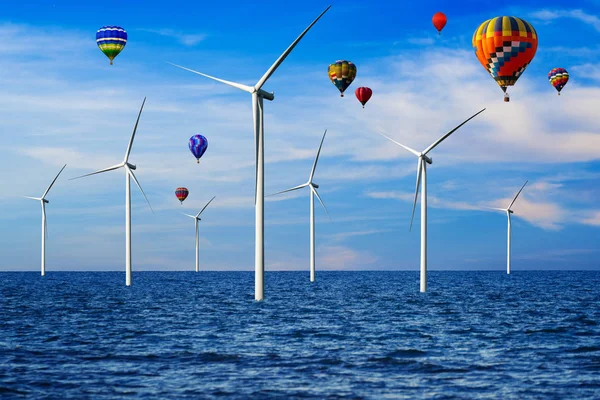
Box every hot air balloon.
[548,68,569,95]
[472,17,538,102]
[355,87,372,108]
[328,60,357,97]
[175,187,189,204]
[432,12,447,34]
[96,26,127,65]
[188,134,208,164]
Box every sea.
[0,271,599,399]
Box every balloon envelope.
[175,187,189,204]
[355,87,373,108]
[472,16,538,101]
[548,68,569,94]
[328,60,357,97]
[189,134,208,163]
[96,26,127,65]
[432,12,447,34]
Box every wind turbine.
[24,164,67,276]
[169,6,331,301]
[378,108,486,292]
[486,180,528,274]
[70,97,153,286]
[268,129,330,282]
[182,196,216,273]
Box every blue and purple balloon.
[189,134,208,163]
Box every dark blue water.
[1,271,599,399]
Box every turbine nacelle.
[312,183,319,189]
[43,199,49,204]
[256,89,275,101]
[126,162,136,170]
[421,154,433,164]
[508,209,514,214]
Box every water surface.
[1,271,599,398]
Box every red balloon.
[432,12,447,34]
[355,87,372,108]
[175,187,189,204]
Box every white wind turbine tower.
[378,108,486,292]
[24,164,67,276]
[168,6,331,301]
[70,97,153,286]
[182,196,216,273]
[268,130,330,282]
[487,180,528,275]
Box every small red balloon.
[355,87,372,108]
[432,12,447,34]
[175,187,189,204]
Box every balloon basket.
[340,94,344,97]
[558,92,561,96]
[504,94,510,102]
[110,60,113,65]
[362,105,365,109]
[197,160,200,164]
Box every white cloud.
[580,211,600,226]
[365,188,568,231]
[326,229,391,242]
[406,37,435,46]
[318,245,379,270]
[529,9,600,31]
[137,28,206,46]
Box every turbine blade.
[254,5,331,91]
[423,108,486,155]
[69,163,123,180]
[309,129,327,182]
[181,212,196,219]
[168,62,254,93]
[507,180,528,210]
[127,168,154,214]
[124,97,146,163]
[198,196,216,217]
[312,187,331,221]
[41,164,67,199]
[483,206,508,212]
[23,196,41,201]
[409,159,423,232]
[376,131,420,157]
[266,183,307,197]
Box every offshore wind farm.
[1,1,599,399]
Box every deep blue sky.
[1,0,599,272]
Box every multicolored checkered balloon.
[548,68,569,95]
[473,16,538,102]
[96,26,127,65]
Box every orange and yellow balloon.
[472,16,538,102]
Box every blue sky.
[1,0,599,272]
